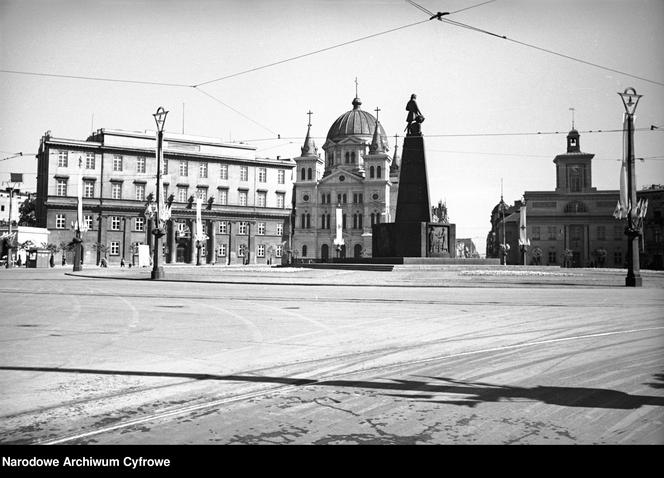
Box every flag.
[613,113,630,220]
[518,204,529,246]
[77,156,84,232]
[156,132,171,223]
[194,197,208,243]
[334,207,344,246]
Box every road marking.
[37,324,664,445]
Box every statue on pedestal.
[406,94,425,136]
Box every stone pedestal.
[373,133,457,258]
[372,222,456,258]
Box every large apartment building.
[36,128,295,265]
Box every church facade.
[292,97,400,260]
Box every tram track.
[1,324,660,445]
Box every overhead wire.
[192,18,431,87]
[406,0,664,87]
[241,126,659,142]
[0,69,190,88]
[193,88,279,136]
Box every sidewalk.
[62,263,664,289]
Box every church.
[292,96,400,260]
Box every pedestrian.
[50,254,55,268]
[120,258,125,268]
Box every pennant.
[194,197,208,242]
[334,207,344,246]
[77,156,86,232]
[614,113,630,220]
[518,205,529,246]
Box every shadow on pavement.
[646,372,664,389]
[2,366,663,410]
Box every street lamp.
[71,155,87,272]
[151,106,168,280]
[618,87,643,287]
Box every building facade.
[292,96,399,260]
[36,129,295,265]
[639,184,664,270]
[488,129,631,267]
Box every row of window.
[530,225,625,241]
[218,244,283,258]
[299,166,383,182]
[57,151,287,184]
[56,179,286,208]
[101,241,283,259]
[319,193,366,205]
[299,213,382,229]
[53,214,284,237]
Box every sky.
[1,0,663,250]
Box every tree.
[18,196,38,227]
[58,241,72,265]
[92,242,110,265]
[45,243,58,267]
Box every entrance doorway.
[321,244,329,262]
[354,244,362,258]
[176,243,188,263]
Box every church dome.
[326,97,388,144]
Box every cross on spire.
[569,107,575,129]
[374,106,380,122]
[307,110,313,127]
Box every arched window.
[321,215,326,229]
[370,213,375,226]
[345,152,350,163]
[302,245,307,257]
[321,244,329,261]
[353,214,358,229]
[354,244,362,258]
[358,214,363,229]
[306,214,311,229]
[326,194,331,204]
[370,166,375,178]
[342,194,347,204]
[351,152,356,163]
[376,213,381,224]
[377,166,382,178]
[342,214,347,229]
[307,168,312,180]
[301,168,306,180]
[326,214,331,229]
[300,214,306,229]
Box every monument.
[372,95,456,258]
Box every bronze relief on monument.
[427,224,449,257]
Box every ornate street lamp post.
[618,88,643,287]
[151,107,168,280]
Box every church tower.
[291,87,399,261]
